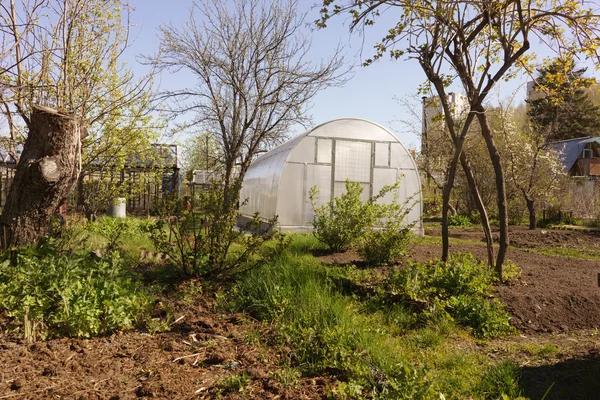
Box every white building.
[421,93,469,154]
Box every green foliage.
[502,260,522,282]
[227,240,524,398]
[149,181,276,278]
[528,56,600,142]
[0,243,149,340]
[476,361,523,399]
[387,253,515,338]
[448,296,515,339]
[310,179,414,262]
[270,366,302,388]
[85,216,152,252]
[226,252,439,397]
[182,131,222,181]
[359,193,414,266]
[309,180,375,252]
[447,214,473,228]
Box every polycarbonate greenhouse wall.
[239,118,423,233]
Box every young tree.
[319,0,600,280]
[151,0,346,209]
[182,131,222,182]
[500,106,565,229]
[528,56,600,142]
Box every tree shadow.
[521,354,600,400]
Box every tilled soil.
[0,290,333,399]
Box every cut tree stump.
[0,105,84,249]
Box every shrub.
[359,193,414,266]
[310,179,415,258]
[309,180,376,252]
[0,243,150,341]
[149,181,276,278]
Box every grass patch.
[216,372,250,395]
[519,342,560,360]
[225,238,521,398]
[531,246,600,261]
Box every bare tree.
[151,0,346,205]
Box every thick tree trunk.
[475,108,509,282]
[0,105,83,249]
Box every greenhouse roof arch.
[239,118,423,233]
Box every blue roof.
[550,137,600,172]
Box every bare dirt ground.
[0,284,334,399]
[1,226,600,399]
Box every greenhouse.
[239,118,423,233]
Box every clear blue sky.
[125,0,543,150]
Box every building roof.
[550,137,600,172]
[0,144,179,169]
[0,149,17,164]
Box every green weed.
[216,372,250,394]
[447,214,473,228]
[385,253,515,337]
[0,243,150,340]
[476,360,523,399]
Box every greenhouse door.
[332,139,372,201]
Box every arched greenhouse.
[239,118,423,233]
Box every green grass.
[411,234,489,248]
[418,229,600,261]
[530,246,600,261]
[225,235,522,399]
[519,342,560,360]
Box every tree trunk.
[442,141,463,262]
[0,105,83,249]
[526,197,536,230]
[475,108,509,281]
[460,154,495,270]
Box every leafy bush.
[310,179,415,260]
[447,214,473,228]
[149,181,276,278]
[309,180,376,252]
[386,253,515,338]
[359,193,414,266]
[0,243,150,341]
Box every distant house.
[550,137,600,177]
